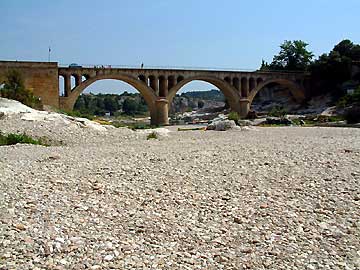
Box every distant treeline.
[180,89,224,101]
[74,92,147,116]
[74,90,224,116]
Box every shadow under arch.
[248,78,305,104]
[167,76,240,112]
[67,73,158,113]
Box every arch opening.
[70,75,76,90]
[177,76,184,83]
[138,75,147,84]
[148,75,158,94]
[168,76,176,90]
[249,77,256,91]
[169,80,225,118]
[167,78,240,123]
[59,75,65,97]
[232,77,240,91]
[73,79,151,120]
[249,79,305,115]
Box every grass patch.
[0,132,48,146]
[57,109,95,120]
[147,132,158,140]
[92,119,112,125]
[128,123,158,130]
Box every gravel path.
[1,117,359,269]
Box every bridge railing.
[59,63,307,74]
[59,63,257,71]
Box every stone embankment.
[0,99,359,269]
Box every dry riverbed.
[0,117,359,269]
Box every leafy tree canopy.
[261,40,314,71]
[310,39,360,97]
[0,70,42,109]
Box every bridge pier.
[64,75,71,97]
[239,99,250,118]
[155,98,169,126]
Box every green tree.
[104,96,118,114]
[333,39,354,58]
[0,70,42,109]
[122,98,138,115]
[198,100,205,109]
[309,39,359,97]
[260,59,270,71]
[265,40,314,71]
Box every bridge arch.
[167,76,241,113]
[60,73,158,119]
[248,78,305,104]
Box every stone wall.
[0,61,59,108]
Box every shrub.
[0,132,46,146]
[337,87,360,108]
[58,109,95,120]
[147,132,158,140]
[344,106,360,124]
[268,106,287,117]
[129,123,155,130]
[228,111,239,122]
[0,70,42,109]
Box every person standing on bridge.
[141,62,144,69]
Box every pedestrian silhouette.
[141,63,144,69]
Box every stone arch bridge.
[0,61,308,125]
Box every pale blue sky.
[1,0,359,93]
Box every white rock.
[104,254,114,261]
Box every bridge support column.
[64,75,71,97]
[150,76,159,95]
[239,99,250,118]
[75,75,82,86]
[155,98,169,126]
[159,77,168,97]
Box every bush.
[268,106,287,117]
[147,132,158,140]
[58,109,95,120]
[344,106,360,124]
[228,111,239,122]
[0,132,46,146]
[0,70,42,109]
[129,123,156,130]
[337,87,360,108]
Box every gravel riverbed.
[0,116,359,269]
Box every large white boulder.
[0,97,107,132]
[207,120,239,131]
[0,97,36,114]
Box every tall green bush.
[0,70,42,109]
[228,111,239,122]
